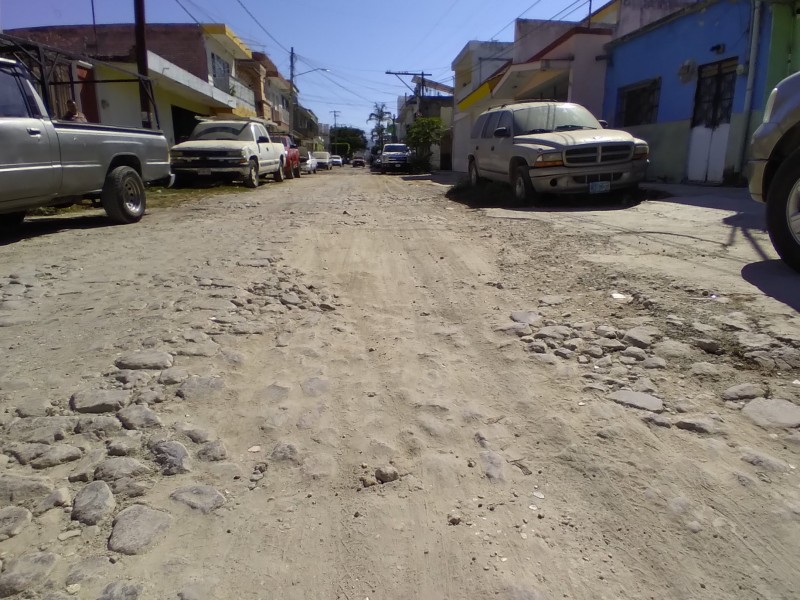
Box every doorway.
[686,58,738,183]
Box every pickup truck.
[0,58,171,229]
[468,102,648,204]
[380,143,412,173]
[747,71,800,272]
[271,133,301,179]
[170,119,287,187]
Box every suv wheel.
[767,149,800,272]
[513,166,537,205]
[469,160,482,187]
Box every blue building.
[603,0,783,184]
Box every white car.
[331,154,343,167]
[313,151,332,170]
[299,147,318,174]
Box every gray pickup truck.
[0,58,171,229]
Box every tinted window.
[470,114,487,139]
[512,106,552,134]
[0,70,31,118]
[497,111,513,134]
[481,112,501,138]
[190,122,251,141]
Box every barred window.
[616,78,661,127]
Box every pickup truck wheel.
[513,166,538,206]
[766,150,800,272]
[285,161,295,179]
[244,159,260,188]
[0,211,26,231]
[274,160,285,182]
[293,163,301,178]
[101,166,146,224]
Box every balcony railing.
[212,74,256,108]
[272,105,290,126]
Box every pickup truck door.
[0,67,59,203]
[255,125,278,171]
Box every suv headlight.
[171,150,183,158]
[633,144,649,160]
[534,151,563,168]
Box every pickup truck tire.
[0,211,25,231]
[513,166,539,206]
[244,159,260,188]
[293,163,301,178]
[285,161,295,179]
[766,149,800,272]
[101,166,146,224]
[274,160,285,182]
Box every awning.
[491,59,571,100]
[457,80,492,111]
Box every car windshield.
[312,152,329,159]
[331,155,341,159]
[383,145,408,153]
[190,122,252,141]
[513,104,600,134]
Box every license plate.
[589,181,611,194]
[198,169,212,176]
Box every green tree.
[367,102,392,148]
[405,117,446,171]
[330,126,368,155]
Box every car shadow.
[741,259,800,312]
[0,214,112,246]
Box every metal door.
[686,59,737,183]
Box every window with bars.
[616,78,661,127]
[211,53,231,79]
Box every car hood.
[172,140,251,151]
[514,129,637,150]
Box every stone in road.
[609,390,664,412]
[71,480,116,525]
[108,504,172,555]
[0,552,58,597]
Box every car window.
[190,122,252,141]
[497,111,513,134]
[481,112,501,138]
[0,69,31,118]
[256,125,269,139]
[512,106,553,134]
[470,114,487,139]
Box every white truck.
[0,58,172,229]
[170,119,287,187]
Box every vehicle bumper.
[529,160,648,194]
[172,165,250,178]
[382,161,409,170]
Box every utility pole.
[385,70,432,120]
[133,0,152,128]
[330,110,340,152]
[288,46,295,134]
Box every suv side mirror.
[257,135,269,144]
[598,120,609,129]
[493,127,510,138]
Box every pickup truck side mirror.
[493,127,511,138]
[598,120,609,129]
[257,135,270,144]
[290,143,298,148]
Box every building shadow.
[445,182,641,212]
[741,259,800,312]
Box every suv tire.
[513,166,538,205]
[766,148,800,272]
[469,160,483,188]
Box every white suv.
[467,102,649,203]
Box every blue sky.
[2,0,593,128]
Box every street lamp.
[289,46,328,135]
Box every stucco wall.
[603,0,774,180]
[567,35,609,117]
[626,120,691,182]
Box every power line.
[173,0,201,24]
[234,0,290,55]
[491,0,546,39]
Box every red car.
[272,134,301,179]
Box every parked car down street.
[380,143,412,173]
[299,147,318,174]
[170,119,287,187]
[331,155,343,167]
[352,156,366,167]
[468,101,648,204]
[272,133,302,179]
[0,58,171,228]
[313,151,332,170]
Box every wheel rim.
[470,164,477,185]
[123,177,142,214]
[250,164,258,185]
[514,177,525,200]
[787,180,800,245]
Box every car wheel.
[0,211,26,232]
[513,166,537,205]
[469,160,483,187]
[274,160,285,182]
[244,159,260,188]
[294,163,301,178]
[101,166,146,224]
[766,149,800,272]
[285,161,295,179]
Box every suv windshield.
[190,122,251,141]
[383,145,408,153]
[512,104,600,135]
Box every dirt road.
[0,169,798,600]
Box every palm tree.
[367,102,391,148]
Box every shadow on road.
[0,214,112,246]
[741,259,800,312]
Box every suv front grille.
[564,143,633,166]
[572,172,624,184]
